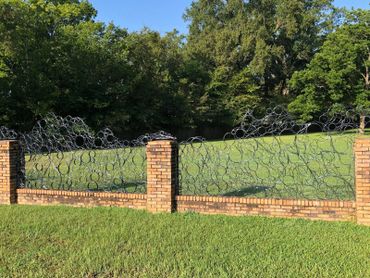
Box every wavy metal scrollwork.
[0,114,162,193]
[1,108,366,199]
[179,108,365,200]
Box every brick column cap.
[355,136,370,141]
[0,140,18,144]
[354,137,370,149]
[147,140,177,145]
[0,140,19,150]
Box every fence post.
[146,140,178,213]
[0,140,21,205]
[354,137,370,226]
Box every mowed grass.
[25,146,147,193]
[25,131,360,199]
[0,205,369,277]
[179,131,357,199]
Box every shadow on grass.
[87,181,146,193]
[222,186,271,197]
[24,178,146,193]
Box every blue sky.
[89,0,370,34]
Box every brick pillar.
[0,140,21,204]
[354,137,370,226]
[146,140,178,213]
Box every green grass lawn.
[179,131,356,199]
[24,131,359,200]
[24,146,147,193]
[0,205,369,277]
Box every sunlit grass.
[0,205,369,278]
[24,130,362,199]
[179,131,357,199]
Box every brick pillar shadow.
[146,140,178,213]
[0,140,21,204]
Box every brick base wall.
[176,196,356,222]
[16,189,147,209]
[1,139,369,225]
[14,189,355,222]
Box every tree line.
[0,0,369,138]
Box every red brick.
[146,140,178,213]
[354,138,370,226]
[0,140,21,204]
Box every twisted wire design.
[0,114,173,192]
[179,108,366,200]
[0,108,366,200]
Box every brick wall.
[1,139,370,225]
[176,195,356,222]
[0,141,20,204]
[354,138,370,225]
[17,189,146,209]
[146,140,178,213]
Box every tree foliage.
[0,0,368,137]
[0,0,193,136]
[184,0,338,124]
[288,9,370,120]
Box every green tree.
[288,9,370,121]
[184,0,338,125]
[0,0,192,137]
[114,29,192,135]
[1,0,359,138]
[0,0,98,128]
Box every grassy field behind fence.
[179,131,356,199]
[0,205,369,277]
[24,131,358,199]
[24,146,147,193]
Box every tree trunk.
[360,115,366,135]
